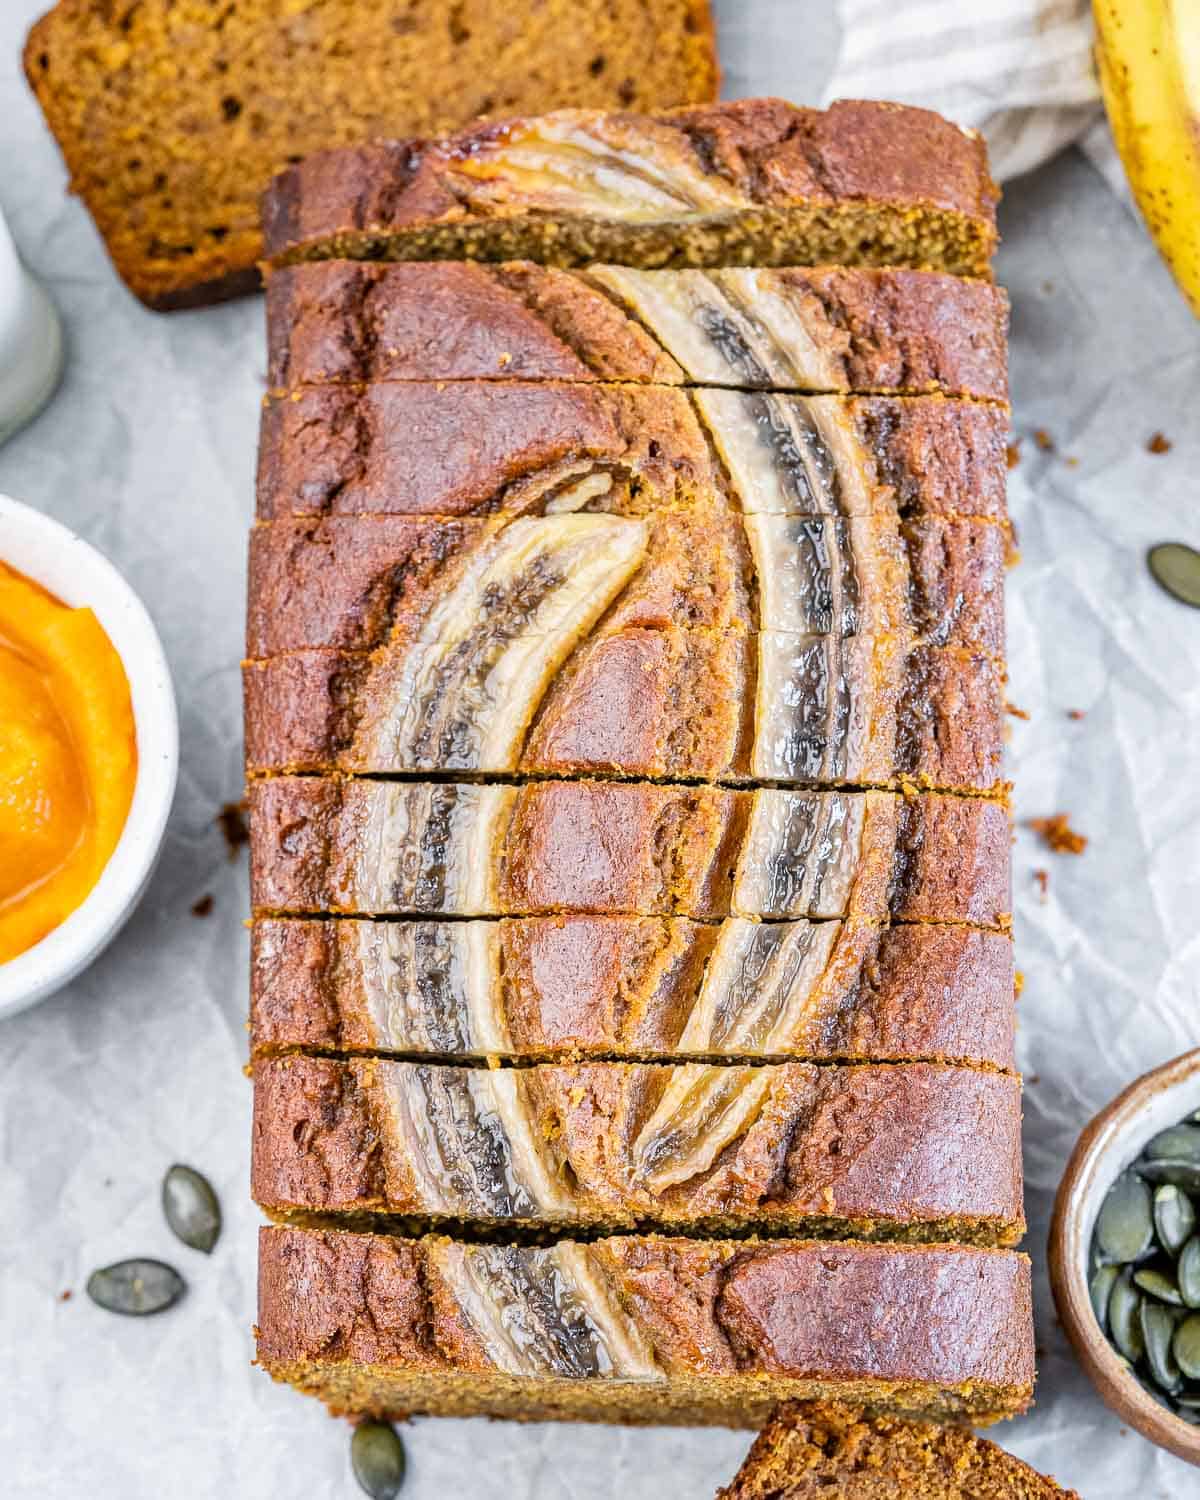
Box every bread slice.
[260,100,999,279]
[264,262,1010,400]
[24,0,716,309]
[255,383,1009,524]
[252,1056,1024,1241]
[249,916,1016,1069]
[248,780,1011,925]
[256,1227,1034,1425]
[720,1400,1078,1498]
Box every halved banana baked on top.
[265,262,1009,400]
[249,780,1010,926]
[256,383,1008,524]
[249,915,1015,1071]
[261,100,998,278]
[258,1227,1034,1427]
[253,1056,1023,1242]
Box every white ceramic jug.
[0,205,63,445]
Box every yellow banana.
[1094,0,1200,317]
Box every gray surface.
[2,2,1199,1496]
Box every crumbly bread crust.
[260,99,998,278]
[264,261,1009,400]
[256,1227,1034,1425]
[255,383,1009,522]
[24,0,717,308]
[251,1055,1024,1239]
[719,1401,1079,1498]
[248,915,1016,1068]
[247,779,1011,925]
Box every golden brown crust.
[720,1400,1078,1498]
[264,261,1009,400]
[246,779,1011,925]
[254,384,1009,522]
[255,1226,1034,1423]
[261,99,998,276]
[247,916,1016,1070]
[25,0,719,308]
[251,1055,1024,1237]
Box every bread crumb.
[1014,970,1025,998]
[191,893,215,918]
[1147,432,1172,454]
[1033,428,1054,452]
[1004,701,1030,720]
[1033,868,1049,900]
[1005,441,1021,470]
[1064,456,1079,468]
[218,800,250,858]
[1029,814,1088,855]
[1067,708,1086,721]
[58,1289,73,1302]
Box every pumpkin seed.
[1096,1172,1155,1263]
[351,1422,406,1499]
[1142,1301,1183,1394]
[1136,1159,1200,1193]
[1173,1314,1200,1380]
[1147,543,1200,610]
[162,1164,221,1254]
[1134,1266,1186,1306]
[86,1258,186,1316]
[1145,1125,1200,1163]
[1179,1238,1200,1307]
[1109,1271,1146,1363]
[1176,1392,1200,1409]
[1090,1263,1119,1332]
[1154,1184,1197,1256]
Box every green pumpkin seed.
[1097,1172,1155,1263]
[1180,1239,1200,1307]
[1154,1184,1197,1256]
[1109,1271,1146,1363]
[1137,1159,1200,1193]
[1176,1392,1200,1409]
[162,1164,221,1254]
[1142,1302,1183,1394]
[86,1258,186,1316]
[1147,543,1200,609]
[1134,1267,1186,1306]
[351,1422,406,1500]
[1173,1314,1200,1380]
[1090,1263,1120,1332]
[1145,1125,1200,1163]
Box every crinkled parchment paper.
[1,3,1198,1495]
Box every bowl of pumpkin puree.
[0,494,177,1019]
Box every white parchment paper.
[2,4,1198,1495]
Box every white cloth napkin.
[823,0,1123,189]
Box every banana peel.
[1094,0,1200,317]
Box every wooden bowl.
[1049,1049,1200,1465]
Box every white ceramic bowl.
[0,493,178,1020]
[1050,1050,1200,1465]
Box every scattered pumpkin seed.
[1147,543,1200,609]
[1090,1263,1119,1332]
[1142,1302,1184,1394]
[1137,1159,1200,1193]
[1134,1267,1185,1306]
[1096,1171,1155,1263]
[1180,1239,1200,1308]
[1145,1125,1200,1163]
[1175,1315,1200,1380]
[86,1258,186,1316]
[1109,1271,1146,1363]
[1154,1184,1196,1256]
[1176,1391,1200,1409]
[351,1422,406,1499]
[162,1164,221,1254]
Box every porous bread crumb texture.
[720,1400,1080,1498]
[23,0,718,308]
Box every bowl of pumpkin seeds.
[1050,1048,1200,1465]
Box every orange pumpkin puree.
[0,562,137,963]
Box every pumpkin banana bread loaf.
[25,0,717,308]
[264,262,1009,399]
[257,1227,1035,1426]
[249,916,1016,1069]
[720,1401,1079,1498]
[255,383,1009,523]
[252,1056,1024,1240]
[260,100,998,278]
[248,779,1011,925]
